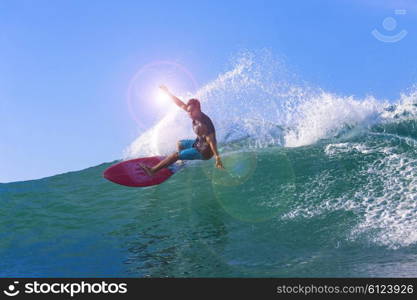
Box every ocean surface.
[2,51,417,277]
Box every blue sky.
[1,0,417,182]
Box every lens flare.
[202,151,257,187]
[127,61,198,130]
[210,151,295,222]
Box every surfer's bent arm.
[160,85,187,110]
[206,133,224,169]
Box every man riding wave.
[140,85,224,176]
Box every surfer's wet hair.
[187,99,201,111]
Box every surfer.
[139,85,224,176]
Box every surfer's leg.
[141,152,179,176]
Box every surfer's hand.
[159,85,169,93]
[215,157,225,169]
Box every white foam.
[284,139,417,249]
[325,142,382,156]
[349,150,417,249]
[284,94,384,147]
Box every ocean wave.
[124,50,417,159]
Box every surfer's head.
[186,98,201,119]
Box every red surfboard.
[103,156,182,187]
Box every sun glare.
[155,89,170,105]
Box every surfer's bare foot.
[138,163,154,176]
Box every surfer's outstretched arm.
[160,85,187,111]
[206,133,224,169]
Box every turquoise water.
[2,118,417,277]
[2,51,417,277]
